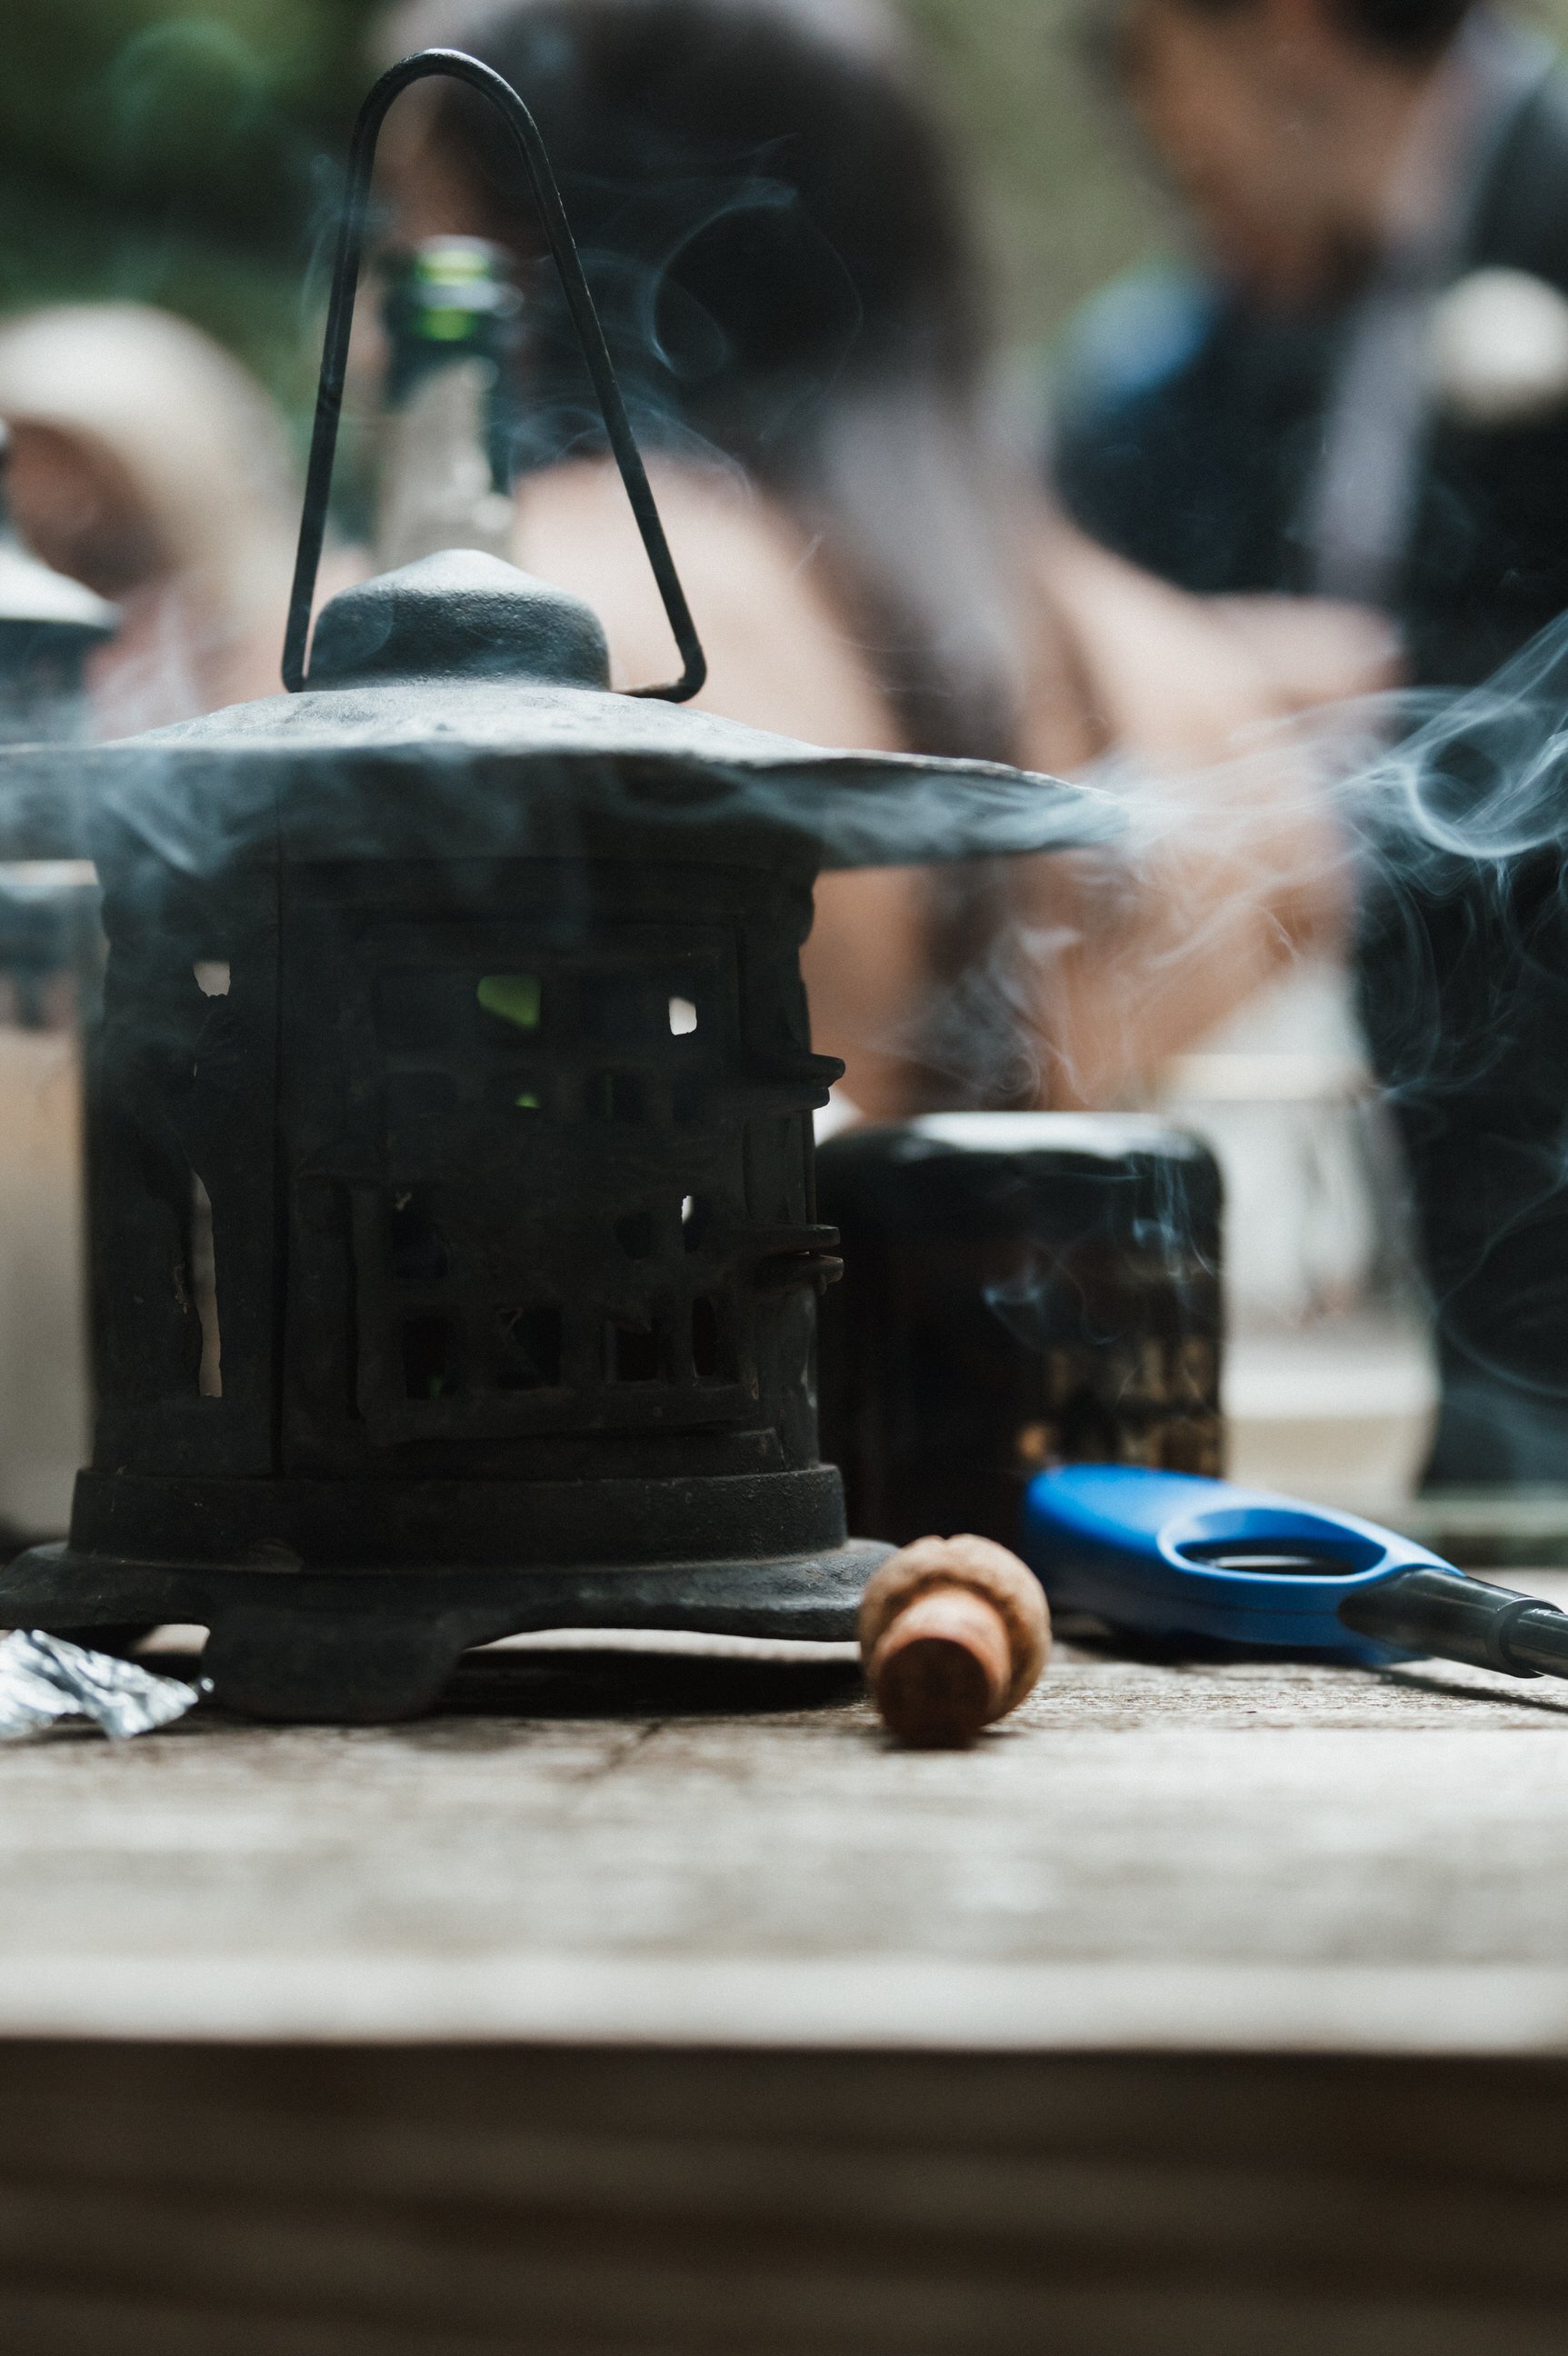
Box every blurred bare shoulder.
[511,454,924,1123]
[1024,517,1400,774]
[1207,592,1403,711]
[510,458,902,753]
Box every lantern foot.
[0,1539,888,1722]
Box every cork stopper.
[859,1534,1050,1748]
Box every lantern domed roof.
[0,549,1117,874]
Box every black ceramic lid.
[0,549,1117,872]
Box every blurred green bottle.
[376,236,522,571]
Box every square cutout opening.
[605,1320,662,1383]
[403,1313,462,1402]
[497,1304,564,1390]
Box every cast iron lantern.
[0,52,1114,1719]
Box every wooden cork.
[859,1534,1050,1748]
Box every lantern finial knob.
[305,548,612,691]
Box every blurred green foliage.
[0,0,380,411]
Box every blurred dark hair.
[411,0,1027,759]
[1150,0,1472,56]
[427,0,984,466]
[1334,0,1471,51]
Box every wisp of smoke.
[911,605,1568,1109]
[912,604,1568,1433]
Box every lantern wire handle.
[283,48,707,703]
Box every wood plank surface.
[6,1594,1568,2350]
[5,2042,1568,2353]
[3,1583,1568,2052]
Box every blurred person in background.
[1055,0,1568,1484]
[375,0,1391,1119]
[0,304,305,734]
[1056,0,1568,680]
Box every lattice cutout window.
[355,935,754,1442]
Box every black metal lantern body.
[0,47,1114,1716]
[0,551,1113,1716]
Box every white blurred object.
[814,1087,863,1143]
[1154,959,1437,1504]
[1429,267,1568,425]
[1157,961,1380,1328]
[1224,1317,1437,1508]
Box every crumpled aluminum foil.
[0,1629,205,1741]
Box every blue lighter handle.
[1020,1464,1455,1664]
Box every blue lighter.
[1022,1463,1568,1679]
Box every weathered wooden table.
[4,1594,1568,2353]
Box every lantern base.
[0,1539,887,1722]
